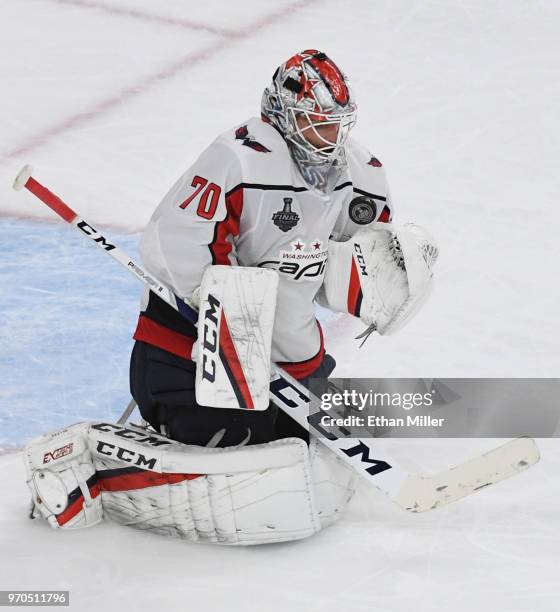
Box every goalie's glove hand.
[320,222,438,343]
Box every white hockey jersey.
[135,117,392,379]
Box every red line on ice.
[0,209,144,234]
[49,0,236,37]
[2,0,317,161]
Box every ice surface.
[0,219,138,451]
[1,0,559,609]
[2,440,559,612]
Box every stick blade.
[13,165,33,191]
[395,437,540,513]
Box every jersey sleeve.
[378,185,394,223]
[139,140,243,299]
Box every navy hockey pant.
[129,341,336,448]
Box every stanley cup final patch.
[348,196,377,225]
[272,198,300,232]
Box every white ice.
[1,1,559,610]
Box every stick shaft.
[22,174,188,320]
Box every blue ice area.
[0,218,142,451]
[0,217,340,452]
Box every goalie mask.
[261,50,357,193]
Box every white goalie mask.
[262,49,357,193]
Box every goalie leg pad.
[309,438,359,528]
[24,423,103,529]
[26,421,358,542]
[195,265,278,411]
[88,422,322,545]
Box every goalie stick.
[13,165,540,512]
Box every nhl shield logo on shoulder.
[272,198,300,232]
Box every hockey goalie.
[24,50,438,544]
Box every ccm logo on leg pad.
[95,441,158,470]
